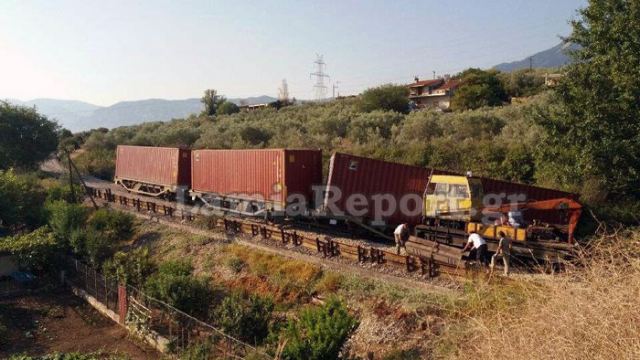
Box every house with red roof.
[408,76,460,110]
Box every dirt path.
[0,290,161,359]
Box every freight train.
[114,145,582,251]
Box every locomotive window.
[434,183,448,196]
[349,160,358,170]
[425,182,436,195]
[449,184,469,198]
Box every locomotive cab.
[423,175,484,222]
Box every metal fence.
[64,257,272,359]
[65,258,119,313]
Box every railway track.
[85,185,471,282]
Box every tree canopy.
[537,0,640,201]
[0,101,59,169]
[451,68,508,111]
[216,100,240,115]
[200,89,226,116]
[358,84,410,114]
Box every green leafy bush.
[225,256,245,273]
[145,260,214,318]
[45,183,84,203]
[0,169,48,233]
[46,200,88,245]
[358,84,409,113]
[87,209,134,242]
[0,227,60,272]
[280,297,358,360]
[215,292,274,344]
[217,101,240,115]
[84,228,115,265]
[102,247,154,287]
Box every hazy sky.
[1,0,585,106]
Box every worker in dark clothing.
[491,231,512,275]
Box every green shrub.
[46,200,88,245]
[217,101,240,115]
[280,297,358,360]
[102,247,154,287]
[358,84,409,113]
[45,183,84,203]
[145,260,214,318]
[0,169,48,232]
[0,226,60,272]
[84,228,114,266]
[382,348,422,360]
[225,256,245,273]
[87,209,134,242]
[215,293,274,344]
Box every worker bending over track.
[463,231,490,268]
[394,223,409,255]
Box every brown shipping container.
[324,152,450,225]
[191,149,322,209]
[115,145,191,188]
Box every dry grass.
[437,229,640,360]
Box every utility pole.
[433,71,436,79]
[529,56,533,70]
[310,54,329,100]
[332,81,340,98]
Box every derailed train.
[114,145,582,246]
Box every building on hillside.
[239,103,270,111]
[544,73,563,87]
[408,76,460,110]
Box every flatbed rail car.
[114,145,191,198]
[422,174,582,243]
[191,149,323,217]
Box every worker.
[394,223,409,255]
[462,231,489,267]
[491,231,512,275]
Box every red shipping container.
[114,145,191,195]
[324,152,449,226]
[191,149,322,211]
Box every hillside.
[494,42,577,72]
[5,95,277,132]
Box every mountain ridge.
[4,95,277,132]
[493,42,578,72]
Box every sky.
[0,0,586,106]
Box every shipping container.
[114,145,191,197]
[191,149,322,216]
[323,152,450,226]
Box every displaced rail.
[87,186,469,279]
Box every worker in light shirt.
[393,223,409,255]
[462,231,490,267]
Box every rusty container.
[324,152,449,226]
[191,149,323,210]
[115,145,191,188]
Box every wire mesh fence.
[63,257,272,359]
[65,258,119,313]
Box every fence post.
[118,284,128,325]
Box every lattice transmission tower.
[310,54,329,100]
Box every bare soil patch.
[0,290,160,359]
